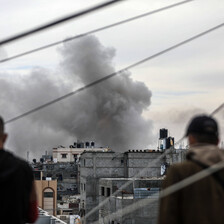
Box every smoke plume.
[0,35,153,158]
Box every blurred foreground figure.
[0,116,38,223]
[158,115,224,224]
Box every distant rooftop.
[99,177,165,181]
[36,208,67,224]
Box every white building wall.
[53,147,109,163]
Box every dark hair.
[0,116,4,136]
[186,115,218,138]
[191,133,218,145]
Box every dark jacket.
[0,149,34,224]
[158,144,224,224]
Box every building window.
[70,173,77,178]
[83,159,86,167]
[101,187,105,196]
[61,154,67,158]
[73,154,77,162]
[56,173,63,181]
[84,184,86,191]
[107,188,111,197]
[44,191,54,198]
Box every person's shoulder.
[167,160,202,178]
[171,160,197,169]
[163,161,200,188]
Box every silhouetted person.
[158,115,224,224]
[0,116,38,223]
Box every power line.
[84,102,224,220]
[0,0,123,46]
[0,0,194,64]
[5,22,224,124]
[210,103,224,116]
[94,159,224,224]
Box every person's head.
[185,115,219,146]
[0,116,7,148]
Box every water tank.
[159,128,168,139]
[166,137,175,149]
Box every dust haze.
[0,35,154,159]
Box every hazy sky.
[0,0,223,159]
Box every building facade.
[98,178,163,224]
[79,150,171,224]
[35,175,57,216]
[53,141,109,163]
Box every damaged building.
[79,142,186,224]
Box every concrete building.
[33,161,80,197]
[80,151,123,223]
[53,141,110,163]
[79,147,187,223]
[42,162,80,197]
[35,208,67,224]
[79,150,171,224]
[35,174,57,216]
[57,195,80,223]
[98,178,163,224]
[33,143,111,223]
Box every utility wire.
[0,0,123,46]
[0,0,193,64]
[88,102,224,222]
[85,101,224,220]
[94,159,224,224]
[5,22,224,124]
[210,103,224,116]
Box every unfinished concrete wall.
[126,152,163,178]
[80,152,125,178]
[80,152,124,223]
[98,178,162,224]
[80,150,182,223]
[121,198,159,224]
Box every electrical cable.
[84,102,224,220]
[210,103,224,116]
[0,0,194,64]
[5,22,224,124]
[94,159,224,224]
[0,0,123,46]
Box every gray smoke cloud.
[1,35,153,159]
